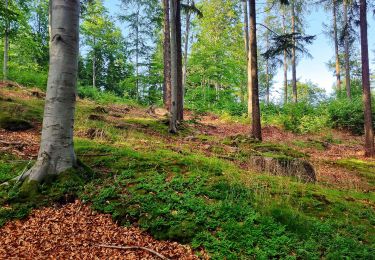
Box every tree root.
[96,244,170,260]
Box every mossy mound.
[0,117,33,131]
[250,156,316,183]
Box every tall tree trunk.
[3,0,9,81]
[163,0,172,110]
[176,0,184,121]
[249,0,262,141]
[265,34,270,104]
[182,0,191,90]
[359,0,374,157]
[22,0,80,183]
[135,7,140,99]
[282,8,288,104]
[343,0,351,99]
[92,37,96,88]
[169,0,178,133]
[243,0,251,118]
[291,2,297,103]
[333,0,341,94]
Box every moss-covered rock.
[0,117,33,131]
[250,156,316,183]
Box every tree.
[20,0,80,183]
[169,0,178,133]
[332,0,341,93]
[3,0,9,80]
[248,0,261,140]
[359,0,374,156]
[163,0,172,110]
[343,0,351,98]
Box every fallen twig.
[96,244,170,260]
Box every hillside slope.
[0,85,374,259]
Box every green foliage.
[77,85,136,105]
[262,102,330,134]
[327,97,375,135]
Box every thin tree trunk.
[22,0,80,183]
[282,8,288,104]
[249,0,261,141]
[169,0,178,133]
[333,0,341,94]
[244,0,252,118]
[176,0,184,121]
[163,0,172,110]
[3,0,9,81]
[136,7,140,99]
[291,2,297,103]
[359,0,374,157]
[92,37,96,88]
[266,34,270,104]
[182,0,191,90]
[343,0,351,99]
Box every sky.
[103,0,375,98]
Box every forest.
[0,0,374,259]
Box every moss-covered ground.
[0,86,374,259]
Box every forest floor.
[0,84,374,259]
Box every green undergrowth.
[336,159,375,186]
[75,139,374,259]
[0,92,374,258]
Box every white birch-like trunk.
[23,0,80,182]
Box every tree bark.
[359,0,374,157]
[22,0,80,182]
[169,0,178,133]
[265,34,270,104]
[176,0,184,121]
[182,0,191,91]
[282,8,288,104]
[291,2,297,103]
[163,0,172,110]
[244,0,252,118]
[343,0,351,99]
[92,37,96,88]
[332,0,341,94]
[249,0,262,141]
[3,0,9,81]
[135,7,140,99]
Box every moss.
[0,116,33,131]
[18,179,40,200]
[336,159,375,185]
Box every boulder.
[250,156,316,183]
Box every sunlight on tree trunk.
[21,0,80,182]
[163,0,172,110]
[359,0,374,157]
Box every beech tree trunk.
[249,0,262,141]
[3,0,9,81]
[359,0,374,157]
[333,0,341,94]
[176,0,184,121]
[22,0,80,182]
[163,0,172,110]
[291,2,297,103]
[92,37,96,88]
[343,0,351,99]
[169,0,178,133]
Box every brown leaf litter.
[0,200,202,259]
